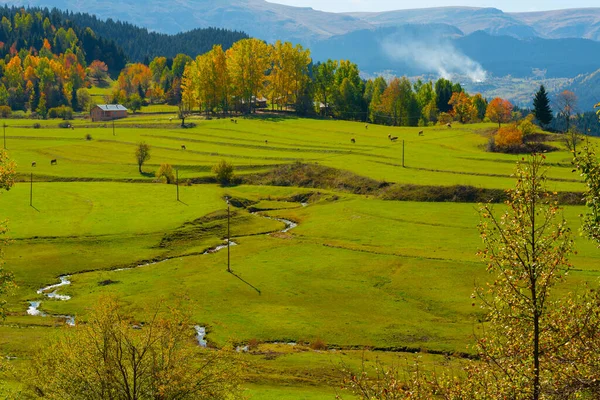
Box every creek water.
[26,204,300,341]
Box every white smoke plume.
[381,38,487,83]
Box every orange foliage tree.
[486,97,513,128]
[448,92,477,123]
[495,124,523,149]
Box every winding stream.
[26,205,300,340]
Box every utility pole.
[176,169,179,202]
[30,173,33,207]
[226,197,231,273]
[3,122,6,150]
[112,118,115,136]
[402,140,405,168]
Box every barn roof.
[95,104,128,111]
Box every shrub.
[517,114,537,138]
[247,338,260,350]
[0,106,11,118]
[212,160,235,185]
[495,124,523,149]
[309,338,327,351]
[155,163,175,184]
[48,106,73,120]
[438,112,453,125]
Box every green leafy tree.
[533,85,553,127]
[313,60,338,116]
[434,78,454,113]
[212,160,234,186]
[135,142,151,174]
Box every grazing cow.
[388,134,398,142]
[169,117,173,122]
[446,123,452,128]
[234,119,238,124]
[181,145,187,150]
[50,159,57,165]
[71,126,75,130]
[418,130,424,136]
[31,161,36,167]
[365,124,369,130]
[351,138,356,143]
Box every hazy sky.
[268,0,599,13]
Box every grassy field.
[0,113,598,397]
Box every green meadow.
[0,114,598,397]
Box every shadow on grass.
[139,171,154,178]
[228,271,261,295]
[30,205,40,212]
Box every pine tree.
[533,85,553,127]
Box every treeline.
[177,38,493,127]
[108,54,193,110]
[65,12,249,62]
[0,6,126,73]
[0,8,102,115]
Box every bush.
[212,160,235,185]
[517,114,537,138]
[309,338,327,351]
[438,112,453,125]
[495,124,523,149]
[155,163,175,184]
[48,106,73,120]
[0,106,11,118]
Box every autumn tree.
[556,90,578,133]
[116,63,152,101]
[227,38,270,114]
[449,91,477,124]
[155,163,175,184]
[341,155,600,399]
[533,85,553,127]
[87,60,109,84]
[494,123,524,150]
[486,97,513,128]
[24,297,241,399]
[135,142,151,174]
[377,77,419,126]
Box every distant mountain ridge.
[6,1,600,42]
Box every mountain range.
[8,1,600,42]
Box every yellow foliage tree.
[227,38,270,113]
[24,297,242,399]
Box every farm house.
[91,104,129,122]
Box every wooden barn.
[91,104,129,122]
